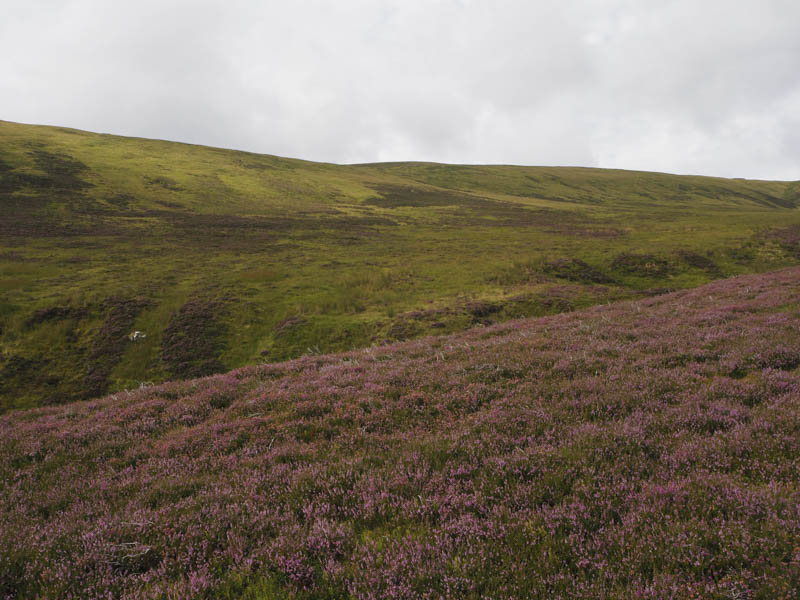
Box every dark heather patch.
[0,192,61,238]
[612,253,673,278]
[144,176,183,191]
[161,297,229,379]
[677,250,721,275]
[4,150,93,193]
[542,258,617,285]
[0,355,58,408]
[0,208,121,238]
[0,150,97,238]
[106,193,134,209]
[25,306,88,328]
[31,150,91,190]
[84,298,152,398]
[466,301,503,322]
[766,225,800,258]
[364,183,591,229]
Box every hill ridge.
[5,119,799,180]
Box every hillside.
[2,120,800,410]
[2,268,799,599]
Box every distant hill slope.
[2,268,799,598]
[2,119,800,410]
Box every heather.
[2,268,800,599]
[3,120,800,410]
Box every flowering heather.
[2,268,800,599]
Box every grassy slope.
[2,119,800,411]
[2,268,799,598]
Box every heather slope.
[2,268,799,599]
[2,120,800,410]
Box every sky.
[2,0,800,180]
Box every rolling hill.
[2,267,798,598]
[2,120,800,411]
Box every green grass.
[1,119,799,411]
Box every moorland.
[2,120,799,411]
[2,267,799,598]
[2,120,800,598]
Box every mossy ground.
[2,120,799,410]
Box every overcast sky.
[2,0,799,179]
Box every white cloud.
[1,0,798,179]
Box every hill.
[2,120,800,410]
[1,267,799,598]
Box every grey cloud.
[1,0,799,179]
